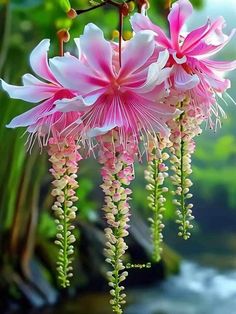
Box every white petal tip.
[84,23,102,35]
[86,125,116,138]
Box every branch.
[76,0,134,15]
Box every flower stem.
[61,188,70,287]
[119,7,124,68]
[179,113,190,239]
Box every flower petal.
[133,50,171,93]
[201,59,236,72]
[204,17,228,46]
[22,73,50,86]
[168,0,193,50]
[74,38,81,59]
[139,82,169,102]
[206,76,231,92]
[156,49,170,69]
[187,18,235,58]
[87,125,116,138]
[136,65,172,94]
[80,23,113,77]
[172,52,187,64]
[54,97,86,113]
[1,78,58,103]
[130,13,171,48]
[181,19,211,53]
[54,90,104,113]
[174,65,200,90]
[49,54,108,94]
[30,39,57,83]
[119,30,155,77]
[6,98,53,128]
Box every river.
[126,261,236,314]
[35,258,236,314]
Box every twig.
[119,7,123,67]
[75,0,133,15]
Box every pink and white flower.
[49,23,177,145]
[131,0,236,120]
[1,39,81,147]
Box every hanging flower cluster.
[48,136,81,287]
[99,131,137,313]
[1,0,236,312]
[145,136,170,262]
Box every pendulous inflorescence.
[48,137,82,287]
[145,137,169,262]
[169,99,203,240]
[99,131,137,314]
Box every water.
[126,261,236,314]
[41,260,236,314]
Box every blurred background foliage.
[1,0,236,313]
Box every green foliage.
[76,177,97,220]
[193,129,236,209]
[11,0,43,9]
[38,212,57,239]
[189,0,204,9]
[59,0,71,12]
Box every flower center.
[53,89,75,101]
[176,52,183,59]
[109,78,121,94]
